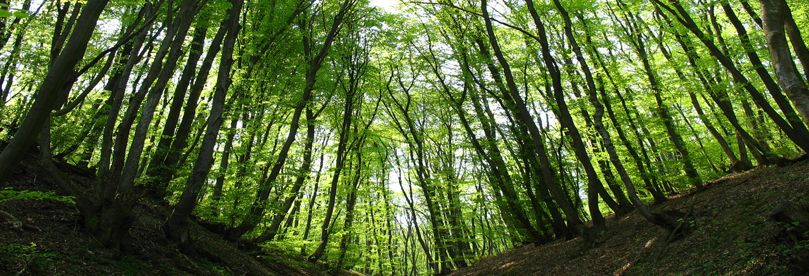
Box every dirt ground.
[454,160,809,276]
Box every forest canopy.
[0,0,808,274]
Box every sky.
[369,0,400,13]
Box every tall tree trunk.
[582,20,667,203]
[653,34,742,168]
[392,150,437,274]
[115,0,203,195]
[758,0,809,127]
[149,17,229,192]
[615,0,703,188]
[336,144,364,270]
[595,76,679,230]
[722,1,809,133]
[164,0,242,244]
[653,0,809,151]
[233,1,351,239]
[553,0,633,213]
[145,21,209,195]
[304,10,360,256]
[667,19,775,163]
[107,1,191,184]
[301,131,328,256]
[436,38,547,241]
[96,3,154,179]
[211,116,239,216]
[0,0,109,180]
[523,0,606,229]
[253,107,316,243]
[483,0,586,237]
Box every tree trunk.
[666,18,775,163]
[441,41,547,241]
[310,104,357,263]
[115,0,203,196]
[164,0,242,244]
[234,1,350,240]
[722,1,809,134]
[653,0,809,151]
[145,21,209,195]
[653,34,741,168]
[583,20,668,203]
[393,151,437,274]
[524,0,606,229]
[96,3,154,179]
[486,0,586,236]
[0,0,109,180]
[758,0,809,127]
[336,145,364,270]
[149,17,229,192]
[301,131,328,255]
[253,108,316,243]
[211,116,239,216]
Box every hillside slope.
[0,153,336,275]
[454,160,809,275]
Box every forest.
[0,0,808,274]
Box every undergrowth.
[0,188,75,205]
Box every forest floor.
[454,158,809,276]
[0,152,351,275]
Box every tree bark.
[653,0,809,151]
[523,0,606,229]
[758,0,809,127]
[115,0,203,196]
[96,3,154,179]
[0,0,109,180]
[145,21,209,195]
[164,0,242,244]
[234,1,351,240]
[253,108,316,243]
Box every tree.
[2,0,807,273]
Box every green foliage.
[1,0,807,274]
[0,3,26,19]
[0,242,58,274]
[0,189,76,205]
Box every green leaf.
[12,9,28,19]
